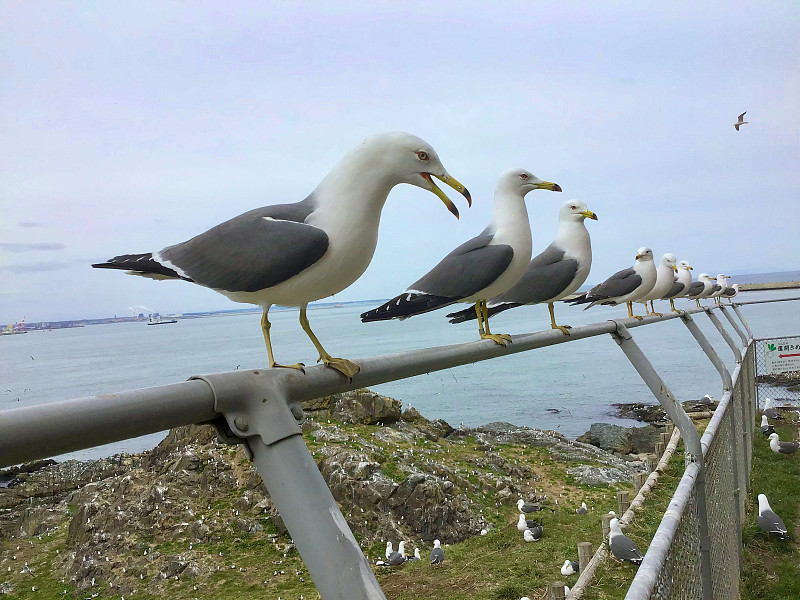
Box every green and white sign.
[764,337,800,374]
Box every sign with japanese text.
[764,337,800,374]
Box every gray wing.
[430,548,445,564]
[610,535,643,562]
[710,284,721,293]
[779,441,799,454]
[494,243,579,305]
[723,287,736,297]
[159,198,328,293]
[662,279,685,299]
[687,281,705,296]
[386,552,405,566]
[410,234,514,298]
[589,267,641,299]
[758,510,787,535]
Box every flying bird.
[446,200,597,335]
[609,518,644,565]
[768,433,799,455]
[565,248,657,320]
[430,539,445,565]
[361,169,561,345]
[92,132,470,379]
[661,260,693,313]
[733,112,748,131]
[757,494,789,539]
[639,253,678,316]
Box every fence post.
[578,542,594,572]
[654,441,665,457]
[618,491,630,515]
[602,513,614,539]
[609,322,714,600]
[634,472,647,493]
[549,582,567,600]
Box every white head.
[698,273,714,282]
[662,253,678,272]
[768,432,779,442]
[349,132,471,217]
[716,274,728,283]
[761,415,768,426]
[559,199,598,223]
[517,499,525,509]
[677,260,693,272]
[518,514,527,523]
[635,247,654,262]
[523,529,535,542]
[398,541,406,555]
[386,541,392,550]
[764,397,774,409]
[496,168,562,198]
[433,539,441,548]
[581,502,587,509]
[757,493,771,512]
[610,517,623,535]
[414,547,421,559]
[608,510,616,516]
[563,559,571,569]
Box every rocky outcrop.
[303,389,402,424]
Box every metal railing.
[1,297,796,599]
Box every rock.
[303,389,402,425]
[612,403,666,423]
[566,465,632,485]
[577,423,632,454]
[630,424,664,454]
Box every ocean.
[2,289,799,462]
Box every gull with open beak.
[93,132,471,379]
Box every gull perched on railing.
[710,274,730,304]
[661,260,693,313]
[564,248,656,320]
[445,200,597,335]
[639,253,678,316]
[721,283,740,302]
[361,169,561,345]
[92,132,471,379]
[686,273,717,308]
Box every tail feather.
[446,302,521,324]
[361,292,457,322]
[564,293,591,305]
[92,253,191,281]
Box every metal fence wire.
[754,336,800,411]
[628,343,757,600]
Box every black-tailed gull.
[517,514,539,532]
[685,273,716,307]
[446,200,597,335]
[385,541,393,559]
[523,524,543,542]
[386,541,407,566]
[517,499,541,514]
[576,502,588,515]
[757,494,788,539]
[430,539,445,565]
[565,248,656,320]
[640,253,678,316]
[764,397,781,420]
[722,282,739,302]
[710,274,730,304]
[768,433,799,455]
[661,260,693,313]
[759,415,776,437]
[734,112,748,131]
[561,559,579,576]
[609,518,643,565]
[92,132,471,379]
[361,169,561,345]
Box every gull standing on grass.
[661,260,693,313]
[609,518,644,565]
[564,248,657,320]
[430,540,445,565]
[93,132,471,379]
[757,494,789,539]
[446,200,597,335]
[639,253,678,316]
[361,169,562,345]
[768,433,799,455]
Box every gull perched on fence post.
[361,169,562,345]
[446,200,597,335]
[92,132,471,379]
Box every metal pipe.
[734,296,800,305]
[681,313,733,391]
[705,309,742,364]
[0,379,217,468]
[719,305,747,347]
[731,304,755,341]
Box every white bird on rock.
[93,132,471,379]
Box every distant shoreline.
[739,281,800,291]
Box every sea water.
[1,289,798,462]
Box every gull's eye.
[520,173,529,180]
[417,151,429,161]
[570,205,577,210]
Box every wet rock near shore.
[757,372,800,392]
[576,423,664,455]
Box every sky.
[2,1,799,322]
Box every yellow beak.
[688,265,694,270]
[671,264,678,272]
[534,181,563,192]
[424,173,472,219]
[580,210,598,220]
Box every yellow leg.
[670,299,680,313]
[549,302,571,335]
[299,307,360,380]
[478,300,512,346]
[627,302,644,320]
[261,309,305,371]
[474,302,485,336]
[650,300,662,317]
[696,299,701,308]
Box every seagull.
[759,415,776,437]
[517,499,540,514]
[407,548,421,561]
[92,132,471,379]
[561,559,579,576]
[446,200,597,335]
[564,247,657,320]
[757,494,789,539]
[609,518,643,565]
[430,539,445,565]
[385,541,407,566]
[710,274,730,304]
[523,524,543,542]
[639,253,678,316]
[685,273,717,308]
[768,433,799,455]
[576,502,588,515]
[661,260,693,313]
[734,111,748,131]
[721,283,740,302]
[361,169,561,345]
[517,514,540,532]
[385,541,393,560]
[764,397,781,420]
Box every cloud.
[0,261,72,273]
[0,242,66,252]
[18,221,43,228]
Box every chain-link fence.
[754,336,800,411]
[625,342,756,600]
